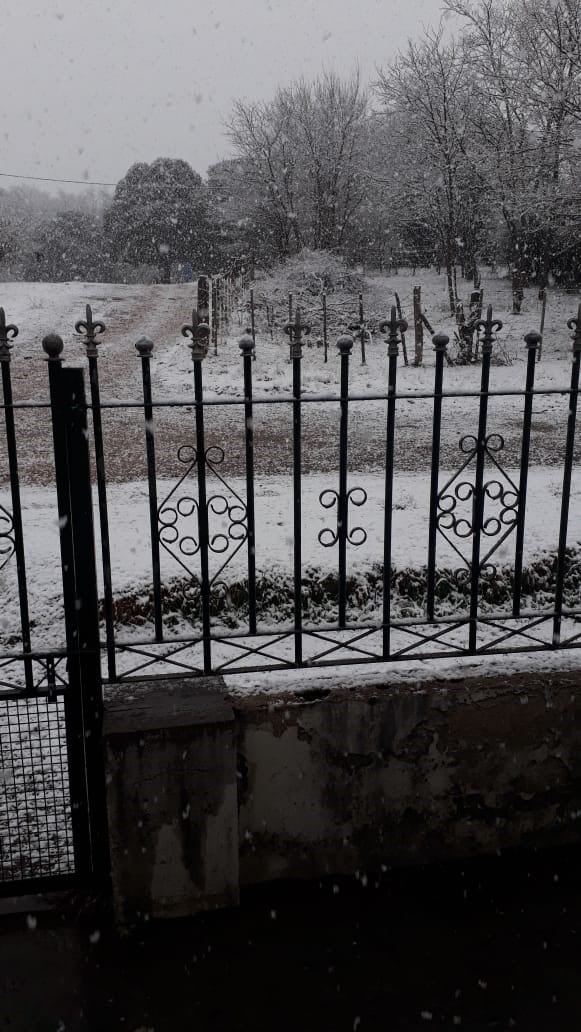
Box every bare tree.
[445,0,581,288]
[226,72,369,256]
[375,29,477,314]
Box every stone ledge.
[104,675,231,735]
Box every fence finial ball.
[336,333,354,355]
[135,336,154,357]
[42,333,64,360]
[238,329,254,355]
[432,332,449,352]
[524,331,542,350]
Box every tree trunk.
[160,254,171,284]
[446,262,456,317]
[512,268,524,314]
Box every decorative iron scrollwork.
[0,308,18,363]
[0,503,15,570]
[158,446,200,574]
[158,443,248,583]
[318,486,368,548]
[437,432,519,580]
[204,446,248,585]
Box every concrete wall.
[104,678,238,925]
[104,667,581,921]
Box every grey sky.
[2,0,443,192]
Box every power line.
[0,171,116,187]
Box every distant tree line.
[1,0,580,303]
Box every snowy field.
[0,269,579,484]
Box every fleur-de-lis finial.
[0,308,18,363]
[379,306,407,357]
[476,304,502,353]
[567,302,581,353]
[182,309,210,361]
[284,307,311,359]
[75,304,106,357]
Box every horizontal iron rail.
[106,607,580,650]
[0,873,92,898]
[1,385,581,411]
[0,685,68,700]
[108,641,581,683]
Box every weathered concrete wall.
[103,667,581,919]
[233,670,581,885]
[104,677,238,925]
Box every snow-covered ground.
[1,271,579,486]
[1,465,579,653]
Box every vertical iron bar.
[194,361,212,673]
[469,307,501,652]
[553,306,581,646]
[135,338,163,640]
[513,332,541,616]
[239,332,257,634]
[469,360,491,652]
[426,333,449,620]
[62,366,110,885]
[292,347,302,665]
[284,308,309,666]
[87,355,116,680]
[337,334,353,627]
[380,309,405,658]
[0,356,33,688]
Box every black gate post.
[62,366,110,885]
[45,344,110,886]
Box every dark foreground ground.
[2,843,581,1031]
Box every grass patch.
[104,547,581,631]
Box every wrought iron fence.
[1,298,581,689]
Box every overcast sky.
[1,0,444,193]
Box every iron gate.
[0,352,108,896]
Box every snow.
[223,648,581,699]
[0,465,579,654]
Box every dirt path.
[1,280,578,487]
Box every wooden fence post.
[538,287,547,363]
[395,292,408,366]
[413,285,423,366]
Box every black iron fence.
[1,299,581,694]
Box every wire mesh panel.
[0,692,75,886]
